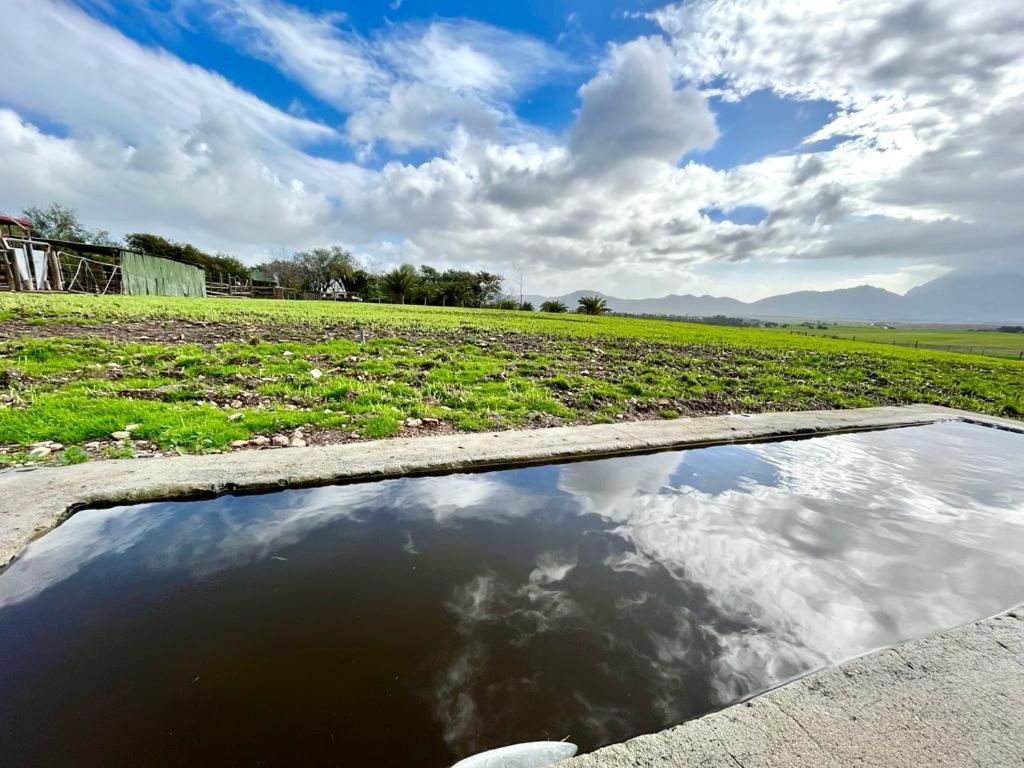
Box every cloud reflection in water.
[2,421,1024,760]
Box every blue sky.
[79,1,836,169]
[1,0,1021,299]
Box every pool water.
[1,421,1023,766]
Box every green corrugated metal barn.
[120,251,207,297]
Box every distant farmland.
[786,325,1024,359]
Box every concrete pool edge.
[1,403,1022,766]
[1,404,1020,571]
[558,603,1024,768]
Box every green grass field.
[788,325,1024,359]
[1,293,1021,466]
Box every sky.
[2,0,1022,301]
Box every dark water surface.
[2,421,1024,767]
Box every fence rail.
[788,330,1024,360]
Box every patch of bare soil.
[0,318,361,345]
[0,317,561,354]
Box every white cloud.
[6,0,332,149]
[196,0,569,154]
[203,0,390,114]
[0,108,341,255]
[652,0,1023,107]
[649,0,1024,273]
[568,37,718,175]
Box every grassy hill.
[1,294,1020,466]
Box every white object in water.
[451,741,578,768]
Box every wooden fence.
[789,330,1024,360]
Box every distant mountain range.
[526,271,1024,323]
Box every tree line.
[14,203,612,313]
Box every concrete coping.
[1,404,1020,571]
[1,404,1023,767]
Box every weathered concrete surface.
[560,607,1024,767]
[0,404,1019,570]
[1,403,1022,766]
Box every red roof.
[0,215,31,231]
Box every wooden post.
[1,251,15,291]
[8,249,26,291]
[48,249,64,291]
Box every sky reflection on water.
[1,421,1023,766]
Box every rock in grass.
[227,413,244,422]
[28,446,52,457]
[111,431,131,440]
[310,368,323,380]
[289,437,307,448]
[271,435,289,447]
[125,423,140,432]
[251,436,271,446]
[230,440,249,448]
[405,418,423,428]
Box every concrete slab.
[564,608,1024,768]
[1,404,1022,767]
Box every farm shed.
[120,250,206,297]
[1,219,207,298]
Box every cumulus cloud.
[568,37,718,174]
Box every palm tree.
[576,295,609,315]
[540,300,568,313]
[382,264,419,304]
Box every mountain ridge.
[525,272,1024,323]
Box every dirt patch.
[0,318,366,346]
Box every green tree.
[576,295,610,315]
[412,267,503,307]
[475,272,504,305]
[518,301,535,311]
[293,246,357,293]
[22,203,119,246]
[382,264,420,304]
[540,300,568,313]
[489,297,520,310]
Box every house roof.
[0,215,32,231]
[250,270,279,284]
[31,237,126,257]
